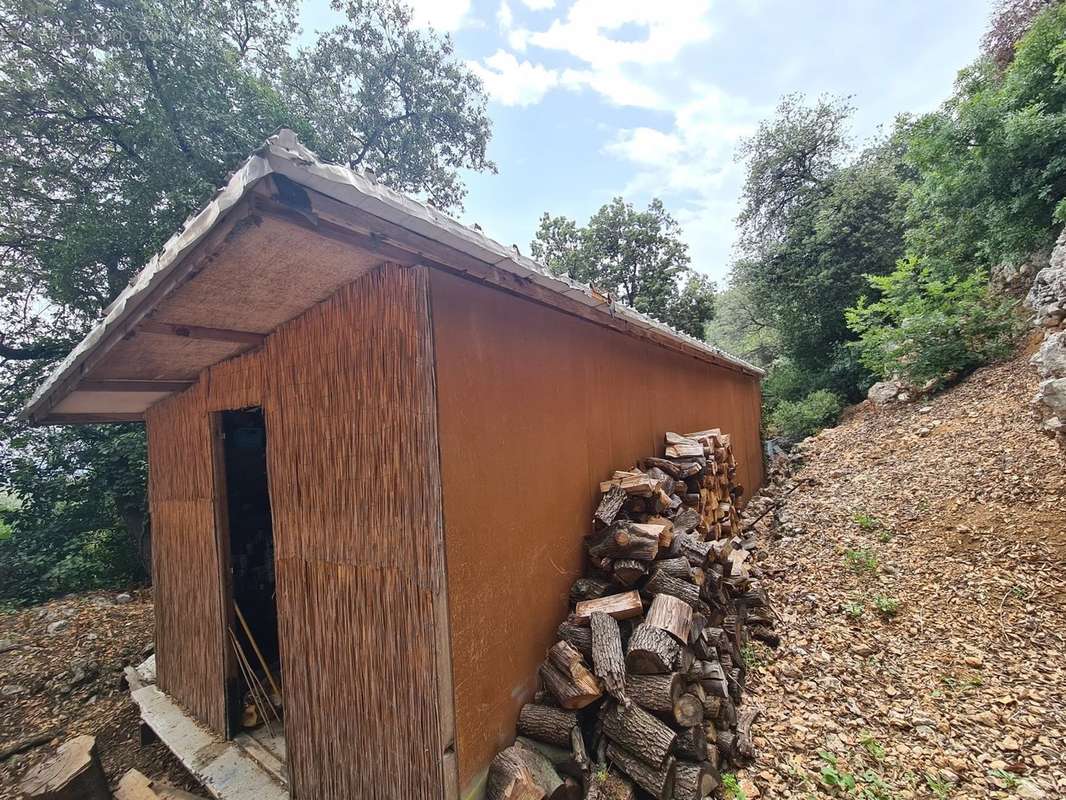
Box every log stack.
[488,430,771,800]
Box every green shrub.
[846,257,1019,391]
[766,389,843,441]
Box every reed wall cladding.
[427,269,764,792]
[145,263,450,800]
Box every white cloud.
[407,0,471,31]
[521,0,556,9]
[497,0,513,30]
[604,85,765,274]
[530,0,713,69]
[468,50,561,106]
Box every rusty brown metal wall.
[145,264,452,799]
[427,269,763,793]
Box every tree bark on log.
[570,578,613,604]
[673,761,712,800]
[556,621,593,660]
[650,557,692,581]
[625,623,680,674]
[517,704,578,748]
[586,769,635,800]
[541,641,603,710]
[587,522,659,561]
[487,746,546,800]
[672,727,708,761]
[590,612,626,701]
[601,702,676,768]
[644,571,701,609]
[735,705,759,760]
[594,486,627,527]
[513,740,564,798]
[644,593,693,643]
[623,672,683,713]
[605,744,675,800]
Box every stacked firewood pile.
[488,430,771,800]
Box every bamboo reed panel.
[145,263,448,800]
[428,269,763,790]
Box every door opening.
[218,408,282,738]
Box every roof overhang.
[24,130,763,426]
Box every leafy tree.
[982,0,1057,68]
[0,0,494,603]
[704,279,781,369]
[846,258,1019,389]
[733,97,909,402]
[531,198,716,339]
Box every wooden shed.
[25,130,764,800]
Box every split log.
[487,746,545,800]
[672,507,701,532]
[594,486,627,527]
[556,621,593,660]
[611,559,647,587]
[512,740,564,798]
[715,730,735,763]
[625,623,680,674]
[574,591,643,623]
[590,612,626,700]
[587,523,659,561]
[624,672,683,713]
[673,761,713,800]
[649,557,692,582]
[644,594,693,643]
[19,735,110,800]
[672,693,704,727]
[571,726,589,775]
[601,702,677,769]
[735,705,760,760]
[672,534,714,569]
[605,744,675,800]
[518,704,577,748]
[115,770,209,800]
[541,641,603,710]
[644,571,701,610]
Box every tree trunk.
[541,641,603,710]
[623,672,683,713]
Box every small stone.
[46,620,69,635]
[1032,754,1049,767]
[1000,735,1020,752]
[1017,779,1046,799]
[0,639,18,653]
[1,684,27,697]
[919,405,933,414]
[115,592,133,604]
[964,655,984,668]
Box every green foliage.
[873,595,901,617]
[766,389,843,441]
[860,734,886,762]
[843,600,865,619]
[531,198,715,338]
[0,0,495,604]
[704,282,781,369]
[721,773,747,800]
[853,513,882,532]
[924,771,953,799]
[846,258,1020,389]
[845,549,879,574]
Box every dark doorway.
[219,408,281,733]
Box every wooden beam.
[79,380,194,393]
[45,413,144,424]
[137,320,266,346]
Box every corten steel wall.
[145,264,454,799]
[428,269,763,794]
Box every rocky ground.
[0,590,199,799]
[733,340,1066,799]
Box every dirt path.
[0,591,199,799]
[736,346,1066,799]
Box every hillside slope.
[739,341,1065,799]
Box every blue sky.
[300,0,993,284]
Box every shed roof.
[24,130,762,425]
